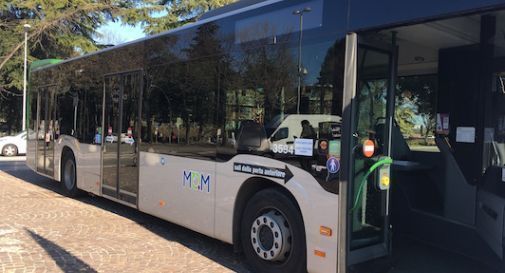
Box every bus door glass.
[36,86,56,176]
[103,75,121,195]
[347,42,396,265]
[102,71,142,205]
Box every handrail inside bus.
[350,156,393,213]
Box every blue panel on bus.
[347,0,505,31]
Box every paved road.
[0,158,249,273]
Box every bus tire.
[61,152,79,197]
[240,188,306,273]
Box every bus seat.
[375,121,412,160]
[435,136,477,225]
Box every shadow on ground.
[1,161,250,273]
[26,228,98,273]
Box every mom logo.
[183,170,211,193]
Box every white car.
[0,131,27,156]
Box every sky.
[96,20,146,45]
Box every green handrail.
[349,156,393,213]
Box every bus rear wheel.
[61,153,79,197]
[240,188,306,273]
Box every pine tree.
[0,0,237,132]
[0,0,154,131]
[135,0,236,34]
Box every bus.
[26,0,505,272]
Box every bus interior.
[350,10,505,273]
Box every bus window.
[395,75,439,152]
[483,73,505,169]
[141,59,218,160]
[216,38,345,194]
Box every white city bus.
[27,0,505,272]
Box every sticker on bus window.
[436,113,450,135]
[329,140,340,156]
[326,157,340,174]
[272,144,294,155]
[363,140,375,158]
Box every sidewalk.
[0,162,248,273]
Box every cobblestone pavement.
[0,159,250,273]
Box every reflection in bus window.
[483,74,505,169]
[396,75,439,152]
[141,59,219,160]
[139,22,345,193]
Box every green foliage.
[396,75,437,139]
[395,101,416,136]
[0,0,152,130]
[0,0,238,131]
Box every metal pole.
[22,24,31,131]
[386,32,397,157]
[297,13,303,114]
[293,7,311,115]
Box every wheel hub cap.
[250,210,291,262]
[5,146,14,156]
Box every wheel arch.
[232,176,305,253]
[59,145,75,181]
[1,143,18,156]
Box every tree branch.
[0,3,119,72]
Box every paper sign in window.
[456,127,475,143]
[294,138,313,156]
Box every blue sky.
[96,20,146,44]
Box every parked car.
[0,131,27,156]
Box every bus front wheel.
[61,152,79,197]
[240,188,306,273]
